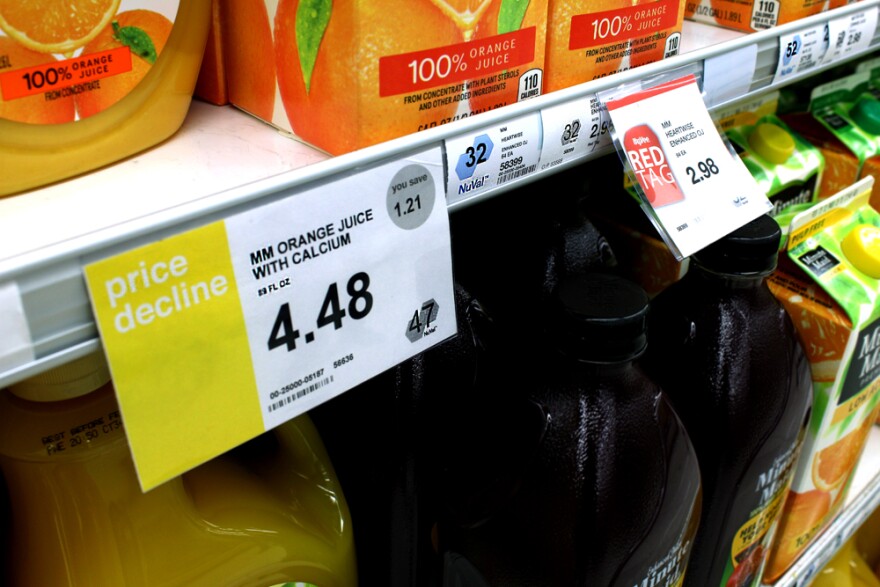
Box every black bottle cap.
[549,272,649,363]
[692,214,781,275]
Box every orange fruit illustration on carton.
[221,0,275,121]
[0,0,121,55]
[0,37,75,123]
[274,0,464,155]
[813,409,877,493]
[763,489,832,583]
[74,10,172,119]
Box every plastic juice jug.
[309,281,490,587]
[813,538,880,587]
[0,351,357,586]
[643,213,813,587]
[0,0,212,196]
[438,272,702,586]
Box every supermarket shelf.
[1,1,880,390]
[774,425,880,587]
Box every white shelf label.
[774,23,828,84]
[0,281,34,373]
[603,74,771,259]
[538,96,611,172]
[820,8,879,67]
[84,146,456,491]
[445,112,542,205]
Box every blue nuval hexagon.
[455,134,494,181]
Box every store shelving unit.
[2,3,880,582]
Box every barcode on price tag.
[538,96,611,172]
[773,24,827,84]
[600,73,771,260]
[820,8,879,67]
[445,112,542,205]
[84,146,456,491]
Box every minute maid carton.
[718,92,824,220]
[762,176,880,584]
[782,71,880,207]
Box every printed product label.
[0,0,179,123]
[631,537,691,587]
[569,0,680,49]
[38,408,124,457]
[723,443,801,587]
[379,27,536,96]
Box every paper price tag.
[538,96,611,172]
[820,8,878,67]
[603,74,771,260]
[445,112,542,205]
[84,146,456,491]
[773,23,828,84]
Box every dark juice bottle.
[643,214,813,587]
[309,281,491,587]
[439,272,702,586]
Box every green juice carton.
[762,176,880,584]
[715,91,824,217]
[782,71,880,208]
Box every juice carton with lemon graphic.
[221,0,548,156]
[544,0,684,91]
[0,0,212,196]
[762,176,880,584]
[782,70,880,209]
[716,92,824,246]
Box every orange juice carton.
[782,70,880,208]
[762,176,880,584]
[194,0,228,106]
[685,0,846,33]
[717,92,825,218]
[0,0,213,196]
[544,0,684,92]
[221,0,548,156]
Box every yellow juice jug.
[813,538,880,587]
[0,0,212,196]
[0,351,358,586]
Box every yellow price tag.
[85,221,265,491]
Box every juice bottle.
[438,272,702,586]
[813,537,880,587]
[0,0,212,196]
[309,281,492,587]
[643,213,813,587]
[0,350,357,586]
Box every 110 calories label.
[84,146,456,492]
[602,73,771,259]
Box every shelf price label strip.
[538,95,612,172]
[773,6,879,84]
[83,146,457,492]
[445,111,543,205]
[599,72,772,260]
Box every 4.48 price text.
[267,271,373,352]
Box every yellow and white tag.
[85,146,456,492]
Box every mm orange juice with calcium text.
[0,0,211,196]
[221,0,548,156]
[0,351,358,586]
[544,0,684,92]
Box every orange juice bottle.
[0,351,357,586]
[0,0,212,196]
